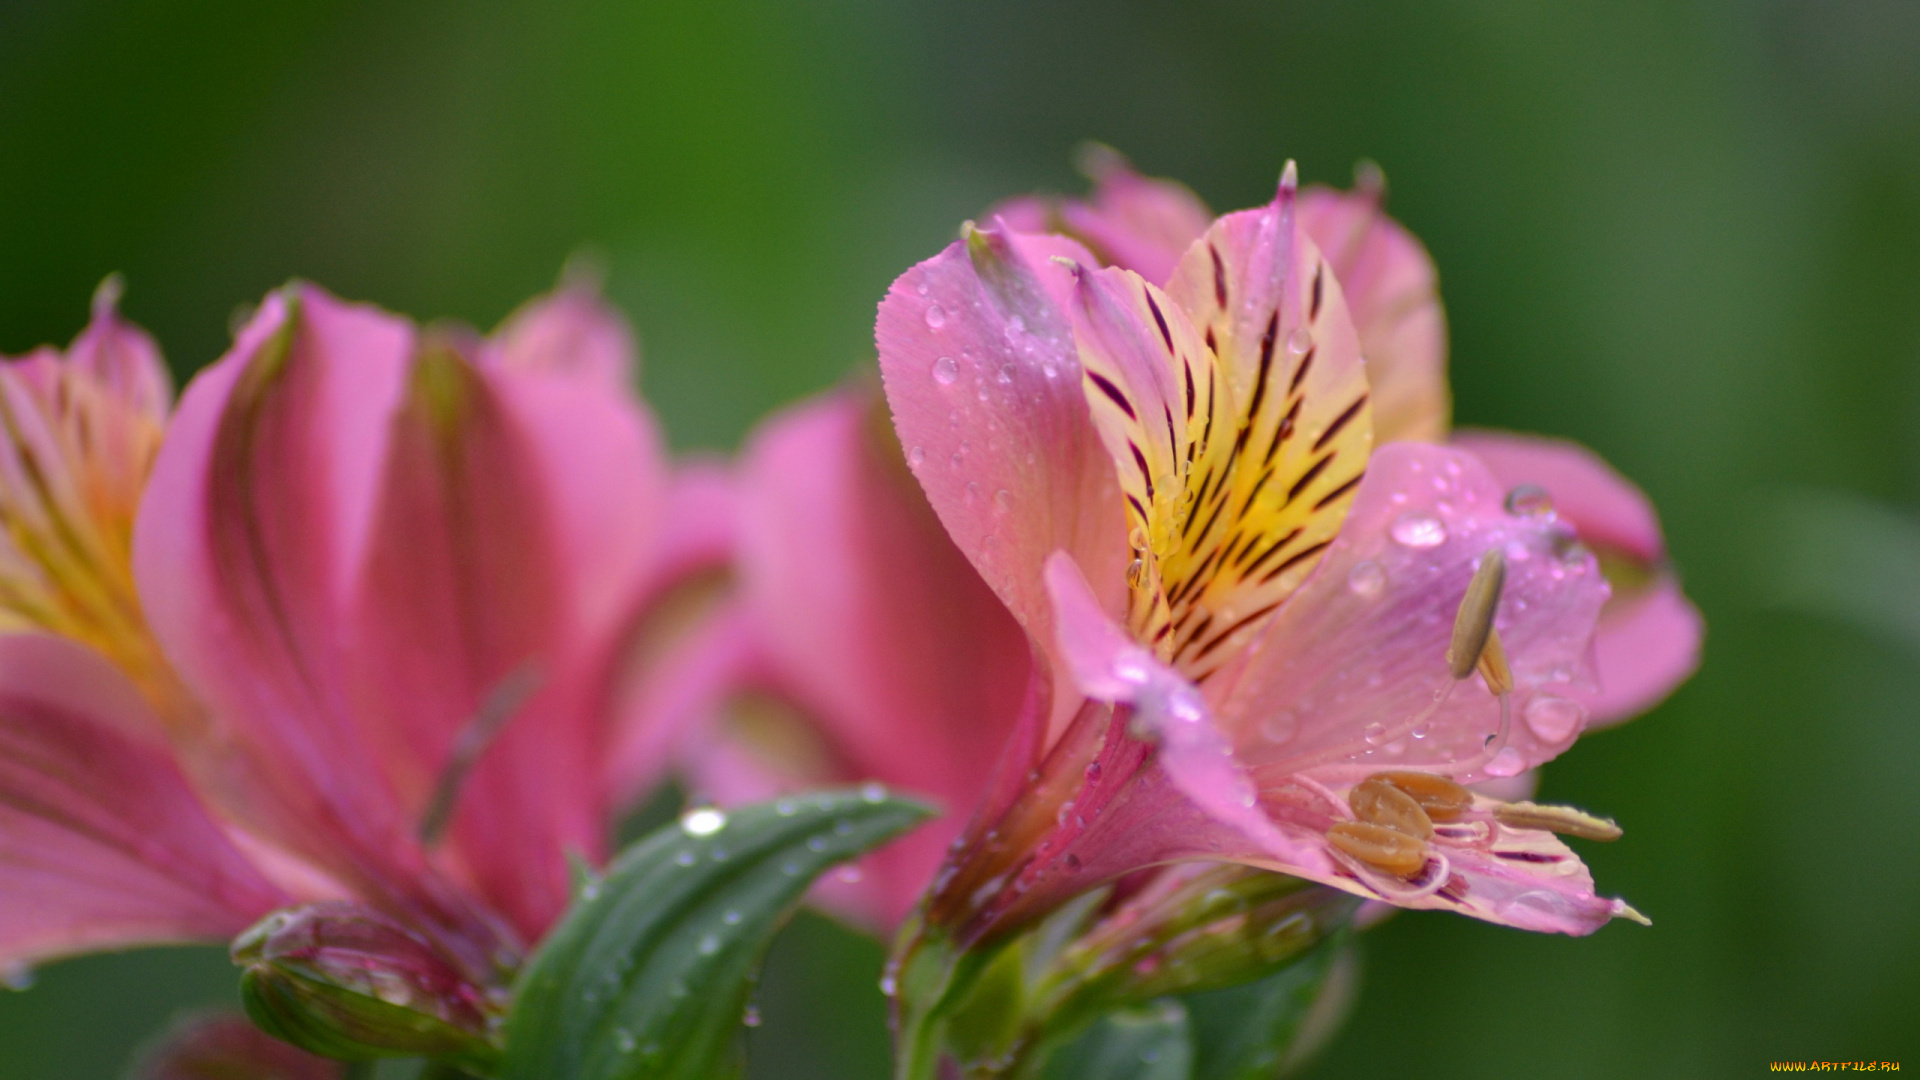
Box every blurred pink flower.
[658,386,1032,927]
[0,279,692,978]
[877,168,1645,942]
[993,151,1699,713]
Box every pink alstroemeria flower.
[998,151,1700,721]
[878,165,1645,944]
[0,278,688,981]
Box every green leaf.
[1183,935,1351,1080]
[1043,1002,1192,1080]
[501,789,931,1080]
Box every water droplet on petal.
[931,356,958,385]
[861,781,888,803]
[615,1028,637,1053]
[723,910,743,925]
[774,797,798,816]
[879,974,898,997]
[1287,327,1313,354]
[580,880,602,901]
[1523,695,1586,742]
[994,489,1013,512]
[674,849,697,866]
[925,303,947,328]
[907,445,925,467]
[1390,512,1447,548]
[807,835,829,852]
[681,807,727,836]
[1129,526,1150,552]
[1262,710,1298,744]
[1125,559,1147,588]
[1363,722,1388,746]
[743,1004,763,1027]
[698,934,721,956]
[1347,560,1386,597]
[1483,746,1527,777]
[1007,314,1026,335]
[836,864,864,884]
[1504,484,1555,519]
[1084,760,1103,781]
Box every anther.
[1492,801,1623,843]
[1372,771,1474,822]
[1447,550,1506,679]
[1350,777,1433,840]
[1477,627,1514,695]
[1327,821,1427,878]
[1614,902,1652,926]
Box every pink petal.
[1042,552,1294,858]
[1208,442,1613,786]
[739,390,1030,795]
[1452,429,1702,723]
[728,390,1034,924]
[68,278,173,420]
[134,286,416,880]
[1057,149,1213,287]
[487,279,638,388]
[0,634,287,968]
[875,221,1129,710]
[133,286,497,954]
[1451,429,1665,560]
[1299,182,1449,443]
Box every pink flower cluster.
[0,154,1700,994]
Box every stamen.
[1613,902,1653,926]
[1350,777,1433,839]
[1447,550,1506,679]
[1492,800,1623,842]
[1327,821,1426,878]
[1372,771,1474,822]
[418,663,543,845]
[1476,627,1514,695]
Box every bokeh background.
[4,0,1919,1076]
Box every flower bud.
[231,903,503,1071]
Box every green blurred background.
[3,0,1918,1076]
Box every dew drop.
[879,974,898,997]
[1411,721,1432,740]
[1129,525,1150,552]
[807,835,829,852]
[1390,512,1447,548]
[615,1028,637,1053]
[1287,327,1313,354]
[931,356,958,385]
[836,864,865,884]
[743,1004,763,1027]
[1084,760,1103,781]
[1347,560,1386,598]
[1261,710,1299,744]
[680,807,727,836]
[1007,314,1026,335]
[580,880,602,901]
[925,303,947,329]
[1504,484,1555,519]
[997,363,1016,385]
[906,445,925,467]
[1363,722,1388,746]
[774,797,798,817]
[699,934,722,956]
[1523,695,1586,742]
[861,781,889,803]
[994,489,1013,512]
[1483,746,1527,777]
[1125,558,1147,588]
